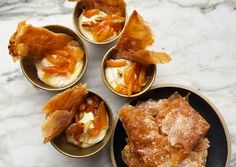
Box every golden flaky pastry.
[70,0,126,16]
[8,21,72,61]
[41,84,88,143]
[42,83,88,114]
[115,10,171,65]
[119,92,210,167]
[42,107,77,144]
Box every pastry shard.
[42,83,88,114]
[119,92,210,167]
[8,21,72,61]
[41,84,88,143]
[119,50,171,65]
[42,107,77,144]
[115,10,171,65]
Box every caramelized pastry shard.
[8,21,72,61]
[119,50,171,65]
[116,10,154,51]
[115,10,171,65]
[42,83,88,114]
[42,106,77,144]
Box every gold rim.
[101,47,157,98]
[50,89,114,158]
[72,2,127,45]
[20,25,88,91]
[110,83,231,167]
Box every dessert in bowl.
[41,83,114,157]
[8,21,88,91]
[72,0,126,44]
[101,11,171,97]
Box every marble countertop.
[0,0,236,166]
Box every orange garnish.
[111,62,148,96]
[127,73,135,96]
[106,59,127,67]
[114,84,127,95]
[81,21,98,28]
[89,101,108,137]
[138,66,146,86]
[83,9,100,18]
[42,44,84,77]
[43,67,68,76]
[124,62,136,85]
[82,11,125,42]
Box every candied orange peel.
[106,59,128,67]
[42,43,84,77]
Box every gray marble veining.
[0,0,236,166]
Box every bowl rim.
[49,89,114,158]
[20,24,88,91]
[72,1,128,45]
[100,46,157,98]
[110,83,232,167]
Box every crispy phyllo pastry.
[118,92,210,167]
[8,21,72,61]
[115,10,171,65]
[42,107,77,144]
[75,0,126,42]
[42,84,87,143]
[42,84,88,114]
[41,84,109,147]
[8,21,85,88]
[104,11,171,96]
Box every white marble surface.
[0,0,236,166]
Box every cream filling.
[105,59,131,88]
[78,11,117,42]
[36,58,83,88]
[78,111,109,148]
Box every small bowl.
[73,1,127,45]
[101,47,157,98]
[110,84,231,167]
[50,90,114,158]
[20,25,88,91]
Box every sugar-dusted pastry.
[104,11,171,96]
[118,92,210,167]
[75,0,126,42]
[8,21,85,88]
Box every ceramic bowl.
[101,47,157,98]
[73,1,127,45]
[20,25,88,91]
[51,90,114,158]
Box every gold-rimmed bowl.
[20,25,88,91]
[50,90,114,158]
[72,1,127,45]
[101,47,157,98]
